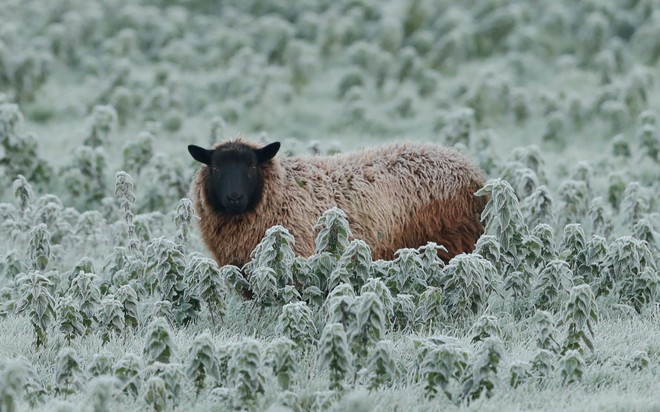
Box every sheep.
[188,138,487,270]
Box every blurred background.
[0,0,658,215]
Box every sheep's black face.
[188,142,280,215]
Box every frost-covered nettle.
[189,138,486,273]
[114,171,138,252]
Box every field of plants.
[0,0,659,410]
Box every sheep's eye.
[250,164,257,170]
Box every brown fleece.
[191,139,487,269]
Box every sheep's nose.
[227,193,243,203]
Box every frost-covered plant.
[12,175,32,223]
[65,258,95,292]
[277,301,317,346]
[533,260,573,311]
[151,301,174,325]
[28,224,50,271]
[638,123,659,163]
[576,235,607,286]
[289,42,318,92]
[317,323,352,391]
[469,315,501,343]
[115,171,138,253]
[186,254,225,325]
[88,352,113,377]
[621,182,650,229]
[510,167,539,200]
[601,236,655,299]
[122,131,154,174]
[560,284,597,354]
[33,194,67,243]
[299,252,332,297]
[0,287,16,318]
[473,130,498,174]
[531,349,555,382]
[360,277,393,319]
[477,179,528,273]
[348,292,386,365]
[186,332,220,396]
[214,344,232,388]
[389,248,427,294]
[418,339,468,400]
[250,267,279,306]
[366,340,396,391]
[607,172,627,211]
[143,317,175,364]
[521,185,555,227]
[0,103,23,139]
[0,204,19,239]
[475,235,501,270]
[435,107,475,147]
[99,295,125,341]
[219,265,248,297]
[228,338,265,409]
[113,353,142,396]
[144,237,198,324]
[331,239,372,291]
[143,376,167,412]
[138,153,189,213]
[56,296,85,342]
[265,337,297,390]
[2,110,52,185]
[415,287,445,328]
[15,272,56,347]
[337,69,365,99]
[116,284,139,329]
[418,242,446,283]
[618,265,659,314]
[559,223,587,274]
[67,271,101,328]
[392,293,416,331]
[245,225,296,289]
[62,145,107,207]
[508,361,532,388]
[461,337,504,401]
[632,218,657,246]
[84,105,117,147]
[314,207,351,258]
[542,111,566,146]
[325,283,356,325]
[559,350,585,386]
[512,146,546,183]
[74,211,107,250]
[0,359,29,412]
[588,197,613,238]
[626,350,650,371]
[86,376,119,412]
[557,180,589,225]
[158,363,185,404]
[533,310,560,354]
[54,347,82,395]
[174,198,194,249]
[280,284,301,304]
[531,223,557,267]
[518,233,543,277]
[441,254,497,319]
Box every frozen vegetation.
[0,0,659,410]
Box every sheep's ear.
[188,145,213,165]
[255,142,280,163]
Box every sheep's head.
[188,141,280,215]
